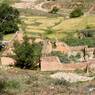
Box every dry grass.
[54,15,95,32]
[0,67,95,95]
[4,34,14,41]
[4,15,95,40]
[22,15,95,33]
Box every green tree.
[13,36,42,69]
[70,8,84,18]
[0,3,20,34]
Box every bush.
[5,80,20,90]
[51,51,70,63]
[13,36,42,69]
[44,27,55,35]
[0,79,21,94]
[53,78,68,86]
[49,6,59,14]
[0,79,5,93]
[70,8,84,18]
[80,29,95,38]
[69,53,81,62]
[63,38,95,47]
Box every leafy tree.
[70,8,84,18]
[13,36,42,69]
[0,3,20,34]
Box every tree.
[13,36,42,69]
[70,8,84,18]
[0,0,12,4]
[0,3,20,34]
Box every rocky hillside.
[12,0,95,16]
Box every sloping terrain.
[13,0,95,15]
[0,68,95,95]
[4,15,95,40]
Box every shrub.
[13,36,42,69]
[5,80,20,90]
[70,8,84,18]
[63,38,95,47]
[0,32,3,41]
[0,79,5,93]
[53,78,69,86]
[69,53,81,62]
[0,79,21,94]
[49,6,59,14]
[51,51,70,63]
[80,29,95,38]
[45,27,55,35]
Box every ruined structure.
[42,39,52,57]
[41,56,95,71]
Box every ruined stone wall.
[1,57,15,66]
[41,56,94,71]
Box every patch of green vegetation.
[63,38,95,47]
[5,80,21,90]
[4,34,14,40]
[70,8,84,18]
[53,79,69,86]
[0,79,21,94]
[75,69,86,75]
[51,51,70,63]
[13,35,42,69]
[49,6,59,14]
[44,27,56,35]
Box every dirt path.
[34,1,49,12]
[86,2,95,15]
[29,0,49,12]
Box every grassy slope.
[0,68,95,95]
[22,15,95,39]
[22,15,95,32]
[4,15,95,40]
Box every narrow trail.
[20,0,49,12]
[34,1,49,12]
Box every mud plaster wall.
[41,56,93,71]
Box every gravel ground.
[50,72,94,83]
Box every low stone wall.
[41,56,94,71]
[1,57,15,66]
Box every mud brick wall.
[41,56,89,71]
[1,57,15,66]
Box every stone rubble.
[50,72,94,83]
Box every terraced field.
[22,15,95,38]
[4,15,95,40]
[22,15,95,31]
